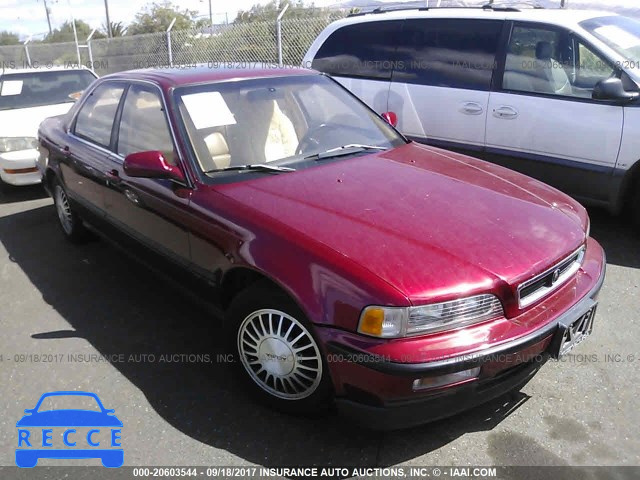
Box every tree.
[128,1,201,35]
[0,31,21,46]
[44,20,106,43]
[234,0,353,24]
[103,21,127,37]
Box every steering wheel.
[296,124,340,155]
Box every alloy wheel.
[55,185,73,235]
[237,308,323,400]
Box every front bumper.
[0,149,41,186]
[319,239,606,430]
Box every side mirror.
[592,77,639,103]
[123,151,185,183]
[381,111,398,127]
[24,409,34,414]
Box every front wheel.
[52,178,90,243]
[227,282,332,414]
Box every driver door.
[485,22,623,203]
[104,83,192,264]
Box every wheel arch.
[220,266,304,315]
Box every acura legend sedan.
[38,66,605,429]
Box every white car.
[304,5,640,227]
[0,67,97,190]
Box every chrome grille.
[517,246,585,308]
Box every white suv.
[304,5,640,226]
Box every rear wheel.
[632,181,640,231]
[227,282,332,414]
[52,178,90,243]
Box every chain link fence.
[0,12,348,76]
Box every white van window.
[311,21,403,80]
[503,25,615,99]
[581,16,640,66]
[393,19,503,91]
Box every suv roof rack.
[346,0,568,18]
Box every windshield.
[0,69,96,111]
[36,394,102,412]
[174,74,405,174]
[581,16,640,66]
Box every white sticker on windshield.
[594,25,640,50]
[0,80,24,96]
[181,91,236,129]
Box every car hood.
[0,103,74,138]
[16,410,123,427]
[218,143,586,304]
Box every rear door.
[105,82,191,264]
[388,18,504,149]
[310,20,403,117]
[485,22,623,202]
[64,81,126,215]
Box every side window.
[503,25,615,99]
[117,85,176,165]
[573,40,616,97]
[393,19,503,90]
[311,21,403,80]
[74,83,125,148]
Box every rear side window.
[74,83,125,148]
[311,21,403,80]
[393,19,503,90]
[117,85,175,164]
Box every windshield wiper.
[204,164,295,175]
[304,144,387,161]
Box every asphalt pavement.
[0,185,638,475]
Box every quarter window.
[311,21,403,80]
[393,19,503,90]
[74,83,125,147]
[117,85,175,164]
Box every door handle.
[63,146,71,157]
[493,106,519,119]
[460,102,484,115]
[106,169,121,185]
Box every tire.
[52,177,90,243]
[0,177,9,194]
[632,181,640,232]
[226,281,332,415]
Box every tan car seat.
[263,100,298,162]
[202,132,231,170]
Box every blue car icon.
[16,391,123,468]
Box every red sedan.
[37,66,605,429]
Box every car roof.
[101,65,318,89]
[335,7,618,30]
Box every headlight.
[0,137,39,153]
[358,294,504,338]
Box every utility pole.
[42,0,53,35]
[104,0,112,37]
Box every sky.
[0,0,330,39]
[0,0,637,40]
